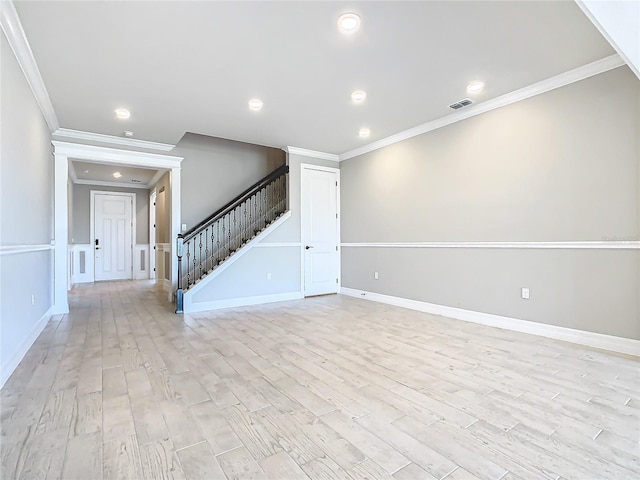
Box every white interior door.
[302,165,340,296]
[94,193,133,281]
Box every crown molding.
[53,128,175,152]
[284,146,340,162]
[339,54,625,161]
[1,0,59,132]
[73,179,151,190]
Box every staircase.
[175,164,288,313]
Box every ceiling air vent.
[449,98,474,110]
[131,179,142,183]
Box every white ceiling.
[15,1,614,155]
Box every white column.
[52,151,69,314]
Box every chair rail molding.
[341,240,640,250]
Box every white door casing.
[149,190,157,280]
[92,192,134,281]
[301,164,340,296]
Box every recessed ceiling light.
[248,98,263,111]
[123,130,134,137]
[351,90,367,103]
[466,81,485,94]
[113,171,122,179]
[338,13,361,34]
[358,127,371,138]
[115,108,130,119]
[83,169,89,173]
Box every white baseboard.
[187,291,303,313]
[1,307,53,389]
[340,287,640,357]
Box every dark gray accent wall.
[340,66,640,340]
[176,133,285,230]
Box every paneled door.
[93,192,133,281]
[301,165,340,296]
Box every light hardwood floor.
[1,280,638,480]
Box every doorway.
[301,164,340,296]
[91,191,134,281]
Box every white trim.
[0,307,53,389]
[149,190,157,280]
[183,211,292,309]
[339,54,624,161]
[53,128,175,152]
[134,244,150,280]
[74,179,151,190]
[340,288,640,357]
[70,244,94,284]
[51,141,183,169]
[68,161,78,183]
[300,164,341,296]
[163,278,171,292]
[0,0,59,132]
[53,151,69,314]
[186,292,303,314]
[0,244,54,255]
[284,146,340,162]
[255,242,302,248]
[341,241,640,250]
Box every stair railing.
[175,164,288,313]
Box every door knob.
[305,245,313,250]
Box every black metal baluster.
[216,220,221,266]
[227,213,232,256]
[186,242,191,287]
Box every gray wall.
[1,31,54,382]
[176,133,285,230]
[71,184,149,244]
[340,66,640,340]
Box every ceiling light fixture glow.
[115,108,130,119]
[358,127,371,138]
[113,171,122,179]
[338,13,361,34]
[466,81,485,94]
[248,98,263,111]
[351,90,367,102]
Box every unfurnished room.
[1,1,639,479]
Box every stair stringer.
[182,210,293,312]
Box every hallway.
[1,281,638,479]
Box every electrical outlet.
[266,272,271,281]
[374,271,379,280]
[521,287,530,299]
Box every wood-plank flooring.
[1,280,638,480]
